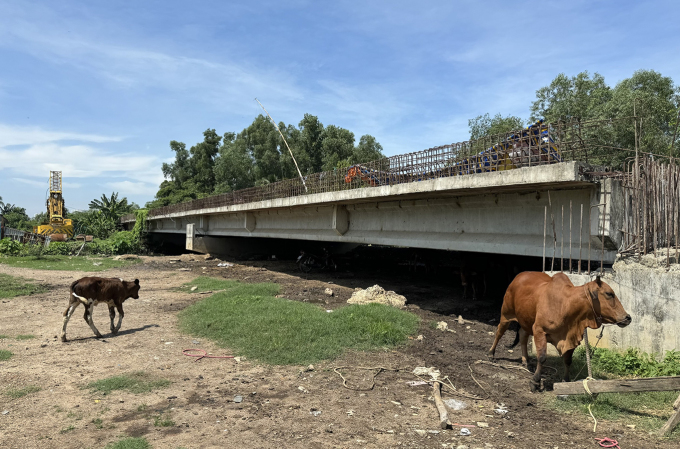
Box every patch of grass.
[549,346,680,438]
[0,350,13,361]
[137,403,148,412]
[6,385,41,399]
[92,418,104,429]
[0,255,140,272]
[0,273,47,298]
[67,410,83,420]
[105,437,150,449]
[0,335,8,339]
[85,372,170,395]
[153,414,175,427]
[553,391,679,436]
[15,334,35,340]
[178,277,419,365]
[178,277,239,293]
[59,425,75,434]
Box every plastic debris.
[406,380,428,387]
[412,366,441,380]
[233,395,243,403]
[460,428,471,436]
[217,262,234,267]
[494,403,508,415]
[190,286,198,291]
[436,321,449,331]
[310,410,322,417]
[2,410,8,415]
[444,398,467,410]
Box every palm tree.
[88,192,130,220]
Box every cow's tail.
[505,321,521,349]
[69,280,89,307]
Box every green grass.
[153,414,175,427]
[0,335,8,339]
[85,372,170,395]
[105,437,150,449]
[178,277,420,365]
[0,273,47,298]
[177,276,236,293]
[5,385,41,399]
[549,347,680,438]
[0,255,140,271]
[0,350,12,361]
[15,334,35,340]
[60,425,75,434]
[92,418,104,429]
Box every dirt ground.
[0,254,675,449]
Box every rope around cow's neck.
[583,285,603,326]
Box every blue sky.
[1,1,679,216]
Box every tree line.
[0,193,138,239]
[467,69,680,166]
[147,114,385,208]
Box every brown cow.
[60,277,140,342]
[488,272,631,391]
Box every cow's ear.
[134,279,139,285]
[595,276,602,287]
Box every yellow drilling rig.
[34,171,74,241]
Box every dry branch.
[432,381,452,429]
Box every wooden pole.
[432,381,452,429]
[552,376,680,395]
[659,392,680,436]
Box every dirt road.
[0,255,673,448]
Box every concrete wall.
[550,259,680,355]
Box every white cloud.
[0,124,123,147]
[0,123,165,188]
[105,180,158,196]
[11,177,47,188]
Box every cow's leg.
[519,327,530,368]
[60,302,79,342]
[113,303,124,334]
[109,306,116,334]
[562,349,575,382]
[531,329,548,392]
[488,317,513,358]
[83,304,103,338]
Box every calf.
[60,277,140,342]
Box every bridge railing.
[148,117,646,218]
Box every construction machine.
[34,171,74,241]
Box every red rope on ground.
[594,437,620,448]
[182,348,234,362]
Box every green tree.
[352,134,385,165]
[214,132,255,193]
[321,125,355,171]
[468,113,526,141]
[602,70,680,157]
[88,192,132,220]
[189,129,221,194]
[1,206,31,231]
[530,71,611,122]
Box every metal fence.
[0,226,50,246]
[146,117,645,219]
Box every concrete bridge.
[124,161,623,264]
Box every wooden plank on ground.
[552,376,680,395]
[659,392,680,436]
